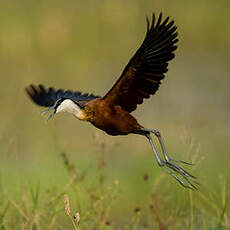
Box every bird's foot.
[157,158,199,190]
[166,157,193,166]
[145,132,198,190]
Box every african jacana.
[26,13,198,189]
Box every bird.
[26,13,198,189]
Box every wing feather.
[103,13,178,113]
[25,84,100,107]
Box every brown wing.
[103,13,178,113]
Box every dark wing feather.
[25,84,100,107]
[103,13,178,113]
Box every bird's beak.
[41,105,56,121]
[46,111,56,121]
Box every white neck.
[56,99,85,120]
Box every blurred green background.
[0,0,230,229]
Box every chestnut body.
[85,98,142,136]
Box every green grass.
[0,133,229,229]
[0,0,230,229]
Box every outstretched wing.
[103,13,178,113]
[25,84,100,107]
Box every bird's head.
[42,98,85,121]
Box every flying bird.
[26,13,198,189]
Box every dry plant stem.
[48,216,57,230]
[6,194,29,222]
[219,175,228,226]
[61,152,78,181]
[49,180,74,205]
[189,190,194,230]
[69,216,79,230]
[98,142,106,226]
[149,193,167,230]
[64,194,80,230]
[95,132,111,228]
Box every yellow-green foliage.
[0,0,230,229]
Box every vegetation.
[0,135,229,229]
[0,0,230,229]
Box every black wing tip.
[25,84,49,107]
[25,84,46,95]
[146,12,177,35]
[142,12,178,60]
[25,84,45,96]
[25,84,36,98]
[146,16,150,32]
[25,84,100,108]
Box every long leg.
[144,128,192,165]
[146,134,165,167]
[143,132,199,190]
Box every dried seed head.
[134,207,141,213]
[64,194,71,216]
[144,173,149,181]
[113,180,119,185]
[74,212,80,223]
[105,221,111,226]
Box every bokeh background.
[0,0,230,229]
